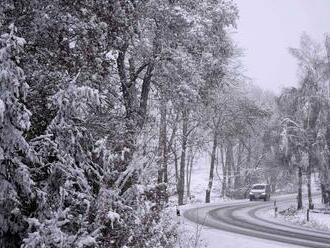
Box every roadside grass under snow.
[260,177,330,233]
[263,202,330,233]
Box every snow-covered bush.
[95,183,177,248]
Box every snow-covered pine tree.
[0,24,34,247]
[22,80,103,247]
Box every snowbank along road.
[184,195,330,248]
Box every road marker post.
[176,206,181,224]
[307,208,310,222]
[176,207,181,217]
[274,200,278,218]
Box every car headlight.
[261,193,266,195]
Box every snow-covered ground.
[188,156,223,204]
[256,174,330,234]
[260,199,330,233]
[278,209,330,232]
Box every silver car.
[249,184,271,201]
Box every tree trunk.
[307,154,313,209]
[226,140,234,198]
[221,144,227,198]
[321,183,325,204]
[297,167,303,210]
[163,141,168,184]
[321,183,329,205]
[234,141,243,190]
[206,133,218,203]
[116,44,155,193]
[188,154,194,198]
[117,46,137,155]
[271,182,276,193]
[115,25,161,193]
[178,109,188,205]
[186,147,194,201]
[173,144,179,194]
[157,93,167,184]
[186,149,190,200]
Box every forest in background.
[1,1,330,247]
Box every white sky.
[232,0,330,94]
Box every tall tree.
[0,25,34,247]
[288,34,328,208]
[278,88,306,210]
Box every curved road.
[184,195,330,248]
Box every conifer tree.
[0,24,34,247]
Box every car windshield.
[252,185,265,190]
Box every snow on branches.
[0,24,34,247]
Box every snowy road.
[183,195,330,248]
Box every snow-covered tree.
[22,80,102,247]
[0,24,34,247]
[277,34,330,209]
